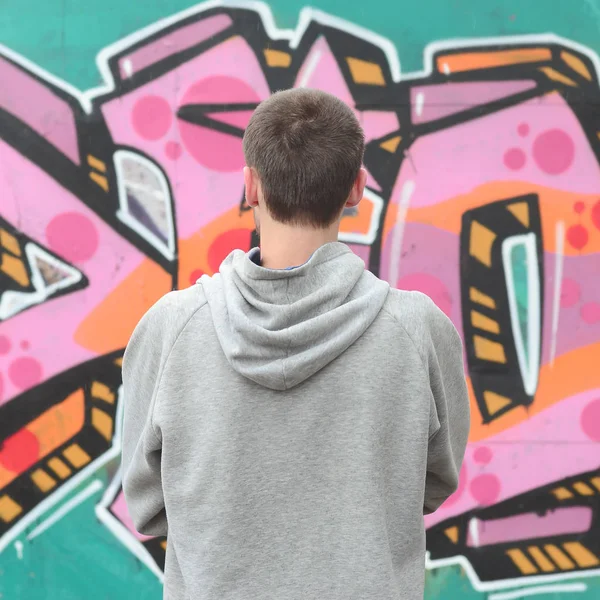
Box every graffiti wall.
[1,1,599,598]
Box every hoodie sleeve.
[421,297,470,515]
[121,288,205,536]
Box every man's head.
[242,88,366,231]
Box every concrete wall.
[1,1,599,598]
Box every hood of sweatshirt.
[200,242,390,391]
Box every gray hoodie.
[121,242,469,600]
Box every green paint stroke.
[0,467,161,599]
[2,0,600,88]
[510,242,530,363]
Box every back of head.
[243,88,365,228]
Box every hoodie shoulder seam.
[381,305,427,370]
[382,301,441,441]
[152,292,209,435]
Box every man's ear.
[243,166,259,208]
[345,167,367,209]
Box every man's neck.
[258,222,339,270]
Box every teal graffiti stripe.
[2,0,600,88]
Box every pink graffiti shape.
[165,141,183,160]
[45,212,99,263]
[532,128,575,175]
[560,278,581,308]
[473,446,493,465]
[469,473,501,506]
[581,398,600,441]
[503,148,526,170]
[581,302,600,324]
[8,357,43,390]
[0,336,11,355]
[131,95,173,141]
[466,506,592,547]
[178,75,260,172]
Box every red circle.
[189,269,205,285]
[503,148,526,171]
[532,129,575,175]
[131,95,172,141]
[560,278,581,308]
[397,273,453,317]
[473,446,493,465]
[0,428,40,473]
[581,398,600,441]
[591,200,600,231]
[207,229,252,273]
[165,141,183,160]
[8,357,43,390]
[566,224,589,250]
[0,335,10,355]
[581,302,600,324]
[470,473,501,505]
[574,201,586,214]
[46,212,99,263]
[178,76,260,172]
[517,123,530,137]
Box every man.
[122,88,469,600]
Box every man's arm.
[121,302,169,537]
[422,300,470,515]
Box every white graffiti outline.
[426,550,600,593]
[96,467,165,582]
[27,479,103,541]
[502,232,542,397]
[0,388,124,554]
[113,149,176,261]
[0,241,85,321]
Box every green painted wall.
[1,1,600,598]
[3,0,600,89]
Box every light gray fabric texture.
[121,241,470,600]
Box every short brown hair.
[243,88,365,228]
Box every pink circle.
[178,76,261,172]
[0,336,10,355]
[581,302,600,324]
[517,123,530,137]
[473,446,493,465]
[532,129,575,175]
[131,96,172,141]
[46,212,99,263]
[581,398,600,441]
[20,340,30,351]
[470,473,501,505]
[397,273,452,317]
[503,148,526,171]
[165,141,182,160]
[8,357,43,390]
[560,278,581,308]
[442,464,468,508]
